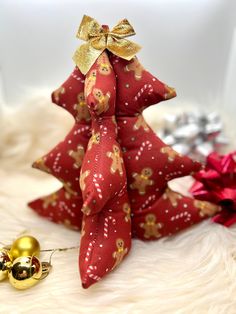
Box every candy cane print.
[134,84,154,101]
[53,152,62,173]
[135,141,152,161]
[93,174,104,199]
[104,216,116,238]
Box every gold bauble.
[10,235,40,260]
[8,256,42,289]
[0,249,12,281]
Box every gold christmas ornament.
[1,234,77,290]
[8,256,51,290]
[9,235,40,260]
[0,249,12,281]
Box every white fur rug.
[1,95,236,314]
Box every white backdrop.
[0,0,235,112]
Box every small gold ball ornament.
[0,249,12,281]
[8,256,42,289]
[10,235,40,260]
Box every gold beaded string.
[33,246,80,281]
[40,246,79,253]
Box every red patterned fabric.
[79,52,131,288]
[28,52,221,288]
[110,55,221,240]
[28,188,83,231]
[29,68,90,230]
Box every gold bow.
[73,15,141,74]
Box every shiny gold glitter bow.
[73,15,141,74]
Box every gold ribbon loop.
[73,15,141,74]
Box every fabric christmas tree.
[29,15,221,288]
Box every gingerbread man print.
[80,170,90,191]
[164,85,176,100]
[52,86,65,103]
[162,188,183,207]
[130,167,154,195]
[42,193,58,209]
[87,132,100,150]
[160,146,181,162]
[63,219,79,231]
[68,145,85,169]
[124,57,144,80]
[32,157,51,174]
[140,214,163,239]
[73,92,91,122]
[112,238,128,270]
[123,203,131,222]
[194,200,222,218]
[61,180,78,199]
[92,88,111,115]
[133,115,150,132]
[97,53,112,75]
[81,205,91,216]
[85,69,97,97]
[106,145,124,176]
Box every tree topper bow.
[73,15,141,74]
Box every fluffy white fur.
[1,95,236,313]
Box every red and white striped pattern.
[135,140,152,161]
[71,71,85,83]
[117,182,128,197]
[52,152,62,173]
[58,201,75,217]
[134,84,154,101]
[93,174,104,199]
[139,194,156,211]
[104,216,116,238]
[85,241,94,262]
[86,265,101,282]
[73,125,90,135]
